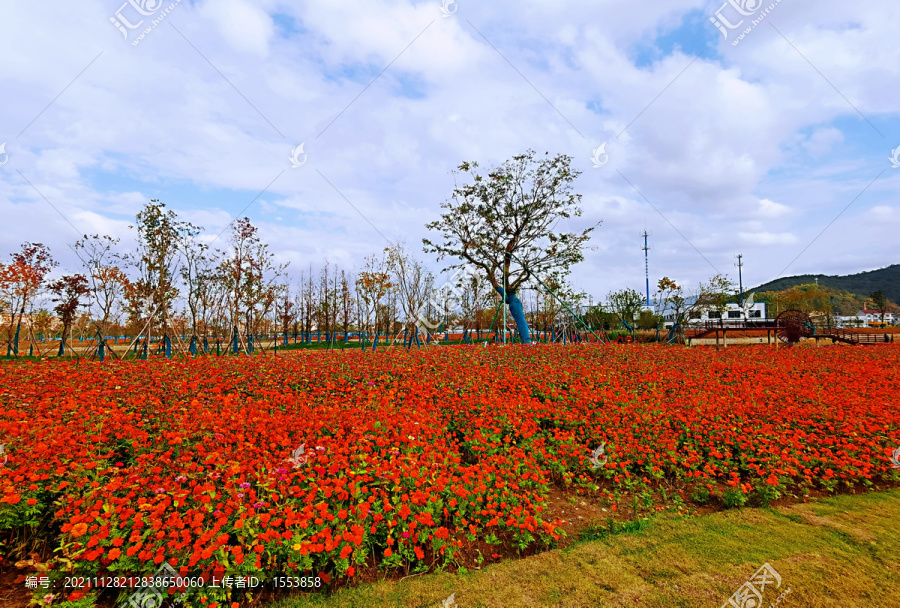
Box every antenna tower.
[641,231,651,306]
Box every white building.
[660,302,767,328]
[856,309,897,325]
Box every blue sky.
[1,0,898,301]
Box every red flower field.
[1,343,898,606]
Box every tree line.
[1,150,757,356]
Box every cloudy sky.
[1,0,897,300]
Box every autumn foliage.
[1,343,898,605]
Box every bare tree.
[339,269,355,343]
[73,235,125,339]
[218,218,286,352]
[387,242,434,346]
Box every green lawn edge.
[267,489,900,608]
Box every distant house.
[858,309,897,325]
[835,315,864,328]
[833,311,897,327]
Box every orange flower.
[71,523,88,538]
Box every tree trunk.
[496,287,531,344]
[57,323,70,357]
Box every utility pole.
[641,231,651,307]
[735,254,744,306]
[502,262,507,345]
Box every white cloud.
[758,198,791,218]
[0,0,897,292]
[738,231,798,246]
[201,0,274,57]
[803,127,844,157]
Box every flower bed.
[1,344,898,606]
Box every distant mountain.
[749,264,900,305]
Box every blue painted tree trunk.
[203,337,209,353]
[494,287,531,344]
[98,333,106,362]
[164,335,172,358]
[232,328,239,354]
[189,336,197,356]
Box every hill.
[750,264,900,307]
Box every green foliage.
[690,485,712,505]
[636,310,661,330]
[722,487,749,509]
[605,288,644,328]
[423,150,597,294]
[578,517,652,542]
[750,265,900,310]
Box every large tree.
[424,150,597,344]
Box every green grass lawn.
[267,489,900,608]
